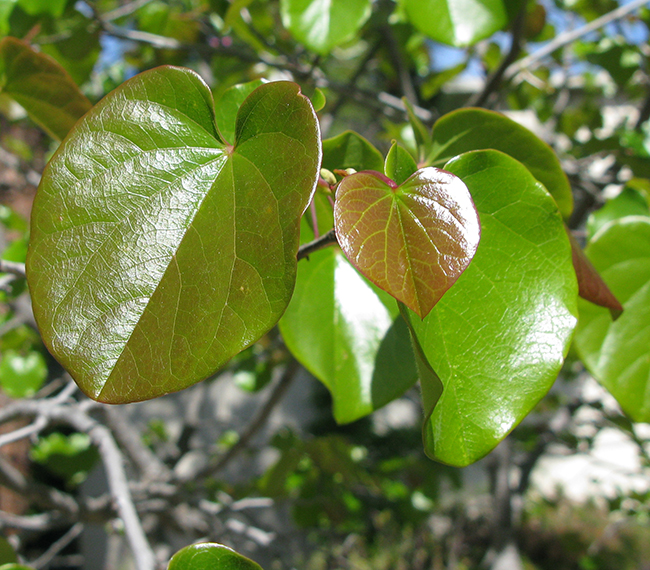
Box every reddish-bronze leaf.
[567,228,623,319]
[334,167,480,318]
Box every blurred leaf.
[405,150,577,466]
[420,62,466,100]
[0,0,18,35]
[401,0,508,47]
[17,0,67,18]
[281,0,372,54]
[429,107,573,218]
[168,543,263,570]
[214,79,267,144]
[334,167,480,318]
[281,215,418,423]
[402,98,430,158]
[27,67,321,403]
[384,141,418,185]
[322,131,384,172]
[0,537,17,565]
[587,187,650,240]
[0,37,92,140]
[309,87,326,112]
[0,349,47,398]
[30,432,98,486]
[574,217,650,422]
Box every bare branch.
[0,259,26,278]
[505,0,650,80]
[196,359,299,479]
[0,415,47,449]
[30,522,84,569]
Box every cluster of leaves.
[1,0,650,568]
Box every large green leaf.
[168,543,263,570]
[401,0,508,47]
[428,108,573,218]
[574,217,650,422]
[280,0,372,55]
[27,67,320,404]
[0,37,91,140]
[280,245,417,424]
[405,150,577,466]
[334,168,480,318]
[586,186,650,240]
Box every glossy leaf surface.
[322,131,384,173]
[334,168,480,318]
[574,217,650,422]
[401,0,507,47]
[280,245,417,424]
[406,150,577,466]
[281,0,371,54]
[27,67,321,403]
[0,37,91,140]
[168,543,263,570]
[428,108,573,218]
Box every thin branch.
[505,0,650,80]
[0,511,66,532]
[30,522,84,570]
[0,415,48,449]
[297,228,338,261]
[196,360,299,479]
[468,4,526,107]
[104,0,156,21]
[0,260,26,278]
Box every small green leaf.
[30,432,98,486]
[587,187,650,240]
[428,108,573,218]
[322,131,384,173]
[384,141,418,185]
[334,168,480,318]
[406,150,577,466]
[280,0,371,54]
[280,245,417,424]
[401,0,508,47]
[0,350,47,398]
[574,217,650,422]
[214,79,266,144]
[402,97,431,159]
[27,67,321,403]
[0,37,92,140]
[168,543,263,570]
[309,87,326,112]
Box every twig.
[0,260,26,278]
[505,0,650,80]
[468,4,526,108]
[0,511,66,532]
[0,415,48,449]
[104,0,156,21]
[297,228,338,261]
[30,522,84,569]
[196,359,299,479]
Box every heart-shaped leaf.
[280,244,417,424]
[322,131,384,173]
[405,150,577,466]
[574,217,650,422]
[280,0,371,55]
[401,0,508,47]
[334,168,480,318]
[168,543,263,570]
[0,37,91,140]
[428,108,573,218]
[27,66,321,403]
